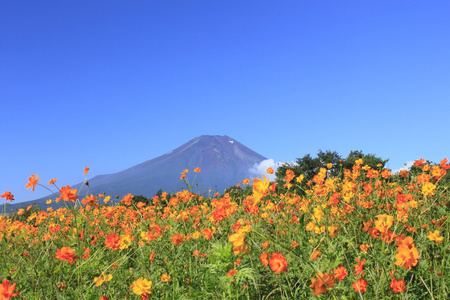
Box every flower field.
[1,159,449,299]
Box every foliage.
[0,160,449,299]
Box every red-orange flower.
[59,185,78,202]
[267,167,274,174]
[390,278,406,293]
[309,272,335,296]
[194,167,201,173]
[0,279,21,299]
[269,252,287,274]
[414,158,426,166]
[352,278,368,293]
[202,228,213,240]
[226,269,237,277]
[55,247,78,264]
[333,266,348,281]
[105,233,121,250]
[25,174,39,191]
[0,191,14,202]
[354,258,365,276]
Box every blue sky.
[1,0,449,204]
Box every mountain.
[7,135,266,212]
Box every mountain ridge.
[6,135,267,212]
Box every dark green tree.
[276,149,388,187]
[276,150,342,185]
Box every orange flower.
[0,191,14,202]
[390,278,406,293]
[260,252,269,266]
[55,247,78,264]
[48,178,58,185]
[395,245,419,270]
[81,194,98,206]
[309,272,335,296]
[0,279,21,299]
[194,167,201,173]
[360,244,370,252]
[149,251,155,262]
[267,167,274,174]
[284,169,295,183]
[160,273,171,282]
[352,278,368,293]
[83,166,89,175]
[310,250,322,261]
[25,174,39,191]
[171,233,184,246]
[226,269,237,277]
[105,233,121,250]
[120,193,133,206]
[269,252,288,274]
[59,185,78,202]
[242,178,250,185]
[333,266,348,281]
[193,250,200,257]
[262,241,269,249]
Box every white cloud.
[249,159,280,181]
[392,160,414,174]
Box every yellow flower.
[296,174,305,183]
[251,175,270,205]
[328,225,339,238]
[422,182,436,197]
[192,231,201,239]
[427,230,444,244]
[131,278,152,295]
[374,214,394,232]
[93,272,113,287]
[312,207,324,222]
[306,222,315,231]
[229,232,249,255]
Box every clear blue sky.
[2,0,449,204]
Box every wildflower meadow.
[1,159,449,299]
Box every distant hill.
[7,135,266,212]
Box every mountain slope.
[8,135,266,211]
